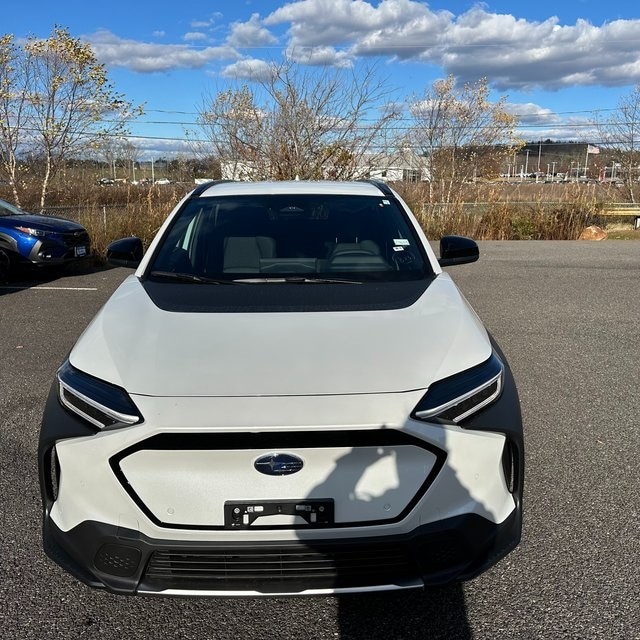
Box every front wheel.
[0,248,13,281]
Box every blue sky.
[4,0,640,157]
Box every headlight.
[16,226,49,237]
[57,360,143,430]
[412,353,503,424]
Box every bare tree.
[0,34,29,204]
[197,62,398,181]
[597,84,640,202]
[407,76,521,205]
[0,27,140,208]
[96,137,140,182]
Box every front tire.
[0,248,13,281]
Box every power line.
[142,103,620,117]
[5,119,640,149]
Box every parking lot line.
[0,285,98,291]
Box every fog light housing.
[94,544,141,577]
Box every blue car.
[0,198,91,279]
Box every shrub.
[0,177,624,262]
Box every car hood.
[1,213,85,232]
[69,274,491,397]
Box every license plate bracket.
[224,499,334,529]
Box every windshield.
[0,199,23,216]
[149,194,430,283]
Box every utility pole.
[524,150,530,177]
[537,141,542,172]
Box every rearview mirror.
[438,235,479,267]
[107,237,143,268]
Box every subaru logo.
[254,453,304,476]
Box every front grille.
[142,543,417,593]
[61,231,90,248]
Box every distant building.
[221,160,265,182]
[221,150,431,182]
[363,149,431,183]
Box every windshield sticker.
[394,238,410,246]
[382,199,391,205]
[393,246,405,252]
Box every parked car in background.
[0,198,91,279]
[39,179,523,596]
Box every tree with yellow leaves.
[0,27,140,209]
[407,75,522,206]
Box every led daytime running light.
[414,353,504,424]
[56,361,141,430]
[416,373,502,423]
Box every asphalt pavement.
[0,241,638,640]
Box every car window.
[0,200,23,216]
[150,194,430,282]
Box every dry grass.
[1,178,637,263]
[393,181,606,240]
[604,223,640,239]
[0,181,192,258]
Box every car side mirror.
[107,237,144,268]
[438,235,479,267]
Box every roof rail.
[359,178,394,197]
[189,180,234,198]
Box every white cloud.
[87,29,238,73]
[221,58,274,81]
[264,0,640,89]
[227,13,278,48]
[505,103,561,126]
[285,45,352,68]
[183,32,208,42]
[86,3,640,92]
[266,0,450,50]
[191,13,222,29]
[128,136,197,158]
[503,103,598,141]
[437,11,640,90]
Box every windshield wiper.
[287,276,363,284]
[148,271,239,284]
[237,276,363,284]
[149,272,363,285]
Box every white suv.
[39,180,523,596]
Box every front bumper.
[25,234,90,266]
[43,507,521,596]
[39,338,524,596]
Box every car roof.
[197,180,389,198]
